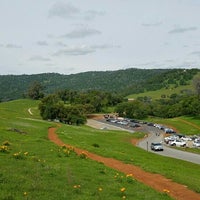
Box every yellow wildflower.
[163,189,170,193]
[126,173,133,177]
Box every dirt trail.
[48,126,200,200]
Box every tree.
[38,94,87,125]
[27,81,44,100]
[192,74,200,98]
[115,100,149,119]
[38,94,62,120]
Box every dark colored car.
[151,142,164,151]
[129,123,140,128]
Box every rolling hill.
[0,68,199,101]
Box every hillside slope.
[0,68,199,101]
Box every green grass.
[146,116,200,135]
[1,99,200,199]
[127,84,192,100]
[0,99,173,200]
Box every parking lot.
[91,116,200,164]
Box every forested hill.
[0,68,199,101]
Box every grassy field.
[145,116,200,135]
[0,99,200,199]
[127,84,192,100]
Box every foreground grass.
[0,99,173,200]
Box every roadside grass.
[146,116,200,135]
[0,99,173,200]
[127,84,192,100]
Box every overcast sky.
[1,0,200,75]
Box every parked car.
[151,142,164,151]
[129,123,140,128]
[147,122,154,126]
[164,128,176,134]
[164,135,178,144]
[193,139,200,147]
[169,140,186,147]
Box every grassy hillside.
[1,68,198,101]
[127,84,193,100]
[0,99,200,199]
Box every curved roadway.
[137,126,200,165]
[88,119,200,165]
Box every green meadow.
[0,99,200,199]
[145,116,200,135]
[127,84,192,100]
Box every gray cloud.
[169,26,198,34]
[142,22,162,27]
[190,51,200,57]
[48,2,104,20]
[61,27,101,38]
[29,56,51,61]
[48,2,80,18]
[91,44,121,49]
[37,41,48,46]
[164,59,175,63]
[173,61,197,68]
[84,10,105,20]
[53,46,95,56]
[56,42,68,47]
[6,44,22,48]
[53,43,120,56]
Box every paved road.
[88,119,200,165]
[138,127,200,165]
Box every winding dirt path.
[48,126,200,200]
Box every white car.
[181,136,192,141]
[169,140,186,147]
[151,142,164,151]
[193,140,200,147]
[164,135,178,144]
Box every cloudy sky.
[1,0,200,75]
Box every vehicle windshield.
[153,143,162,146]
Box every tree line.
[115,74,200,119]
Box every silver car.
[151,142,164,151]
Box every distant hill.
[0,68,199,101]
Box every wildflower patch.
[0,141,11,153]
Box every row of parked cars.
[164,134,200,148]
[151,122,200,148]
[105,117,141,128]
